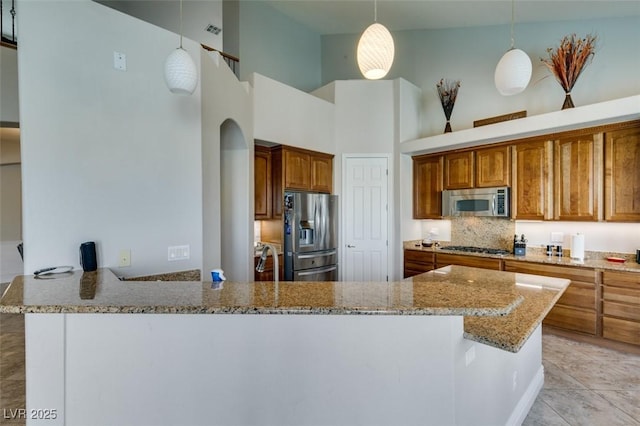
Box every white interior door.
[343,156,389,281]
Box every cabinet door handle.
[347,244,356,248]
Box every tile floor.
[1,311,639,425]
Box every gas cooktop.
[440,245,511,256]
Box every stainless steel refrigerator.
[283,192,338,281]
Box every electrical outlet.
[550,232,564,243]
[168,245,190,261]
[119,249,131,267]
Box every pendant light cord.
[179,0,184,49]
[509,0,515,49]
[374,0,378,23]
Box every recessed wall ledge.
[401,95,640,156]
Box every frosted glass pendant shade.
[357,23,395,80]
[494,48,532,96]
[164,48,198,95]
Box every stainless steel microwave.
[442,187,510,217]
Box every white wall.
[515,221,640,255]
[252,73,335,154]
[99,0,223,52]
[0,45,19,122]
[321,16,640,138]
[18,1,203,277]
[201,51,253,281]
[239,1,322,93]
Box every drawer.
[602,271,640,289]
[404,250,435,263]
[504,260,597,283]
[557,283,597,310]
[603,316,640,345]
[436,253,502,271]
[603,301,640,322]
[544,305,596,335]
[603,285,640,307]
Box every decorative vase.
[562,93,575,110]
[436,78,460,135]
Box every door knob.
[347,244,356,248]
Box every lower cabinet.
[602,271,640,345]
[504,260,598,335]
[403,250,435,278]
[254,254,284,281]
[435,253,502,271]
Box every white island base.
[26,313,542,426]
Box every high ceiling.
[263,0,640,35]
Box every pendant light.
[164,0,198,95]
[357,0,394,80]
[494,0,531,96]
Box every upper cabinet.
[413,154,443,219]
[310,155,333,193]
[444,151,474,189]
[475,146,511,188]
[254,145,272,220]
[443,146,510,190]
[553,134,603,221]
[604,125,640,221]
[511,141,553,220]
[255,145,334,220]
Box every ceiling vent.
[205,24,222,35]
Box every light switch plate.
[168,245,190,261]
[113,51,126,71]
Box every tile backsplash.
[450,217,515,250]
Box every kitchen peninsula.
[1,267,568,426]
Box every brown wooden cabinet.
[553,134,603,221]
[271,145,334,217]
[475,145,511,188]
[254,145,272,219]
[504,260,598,335]
[602,271,640,345]
[512,140,553,220]
[444,151,474,189]
[273,146,333,194]
[412,154,443,219]
[436,253,502,270]
[254,254,284,281]
[403,249,435,278]
[604,125,640,221]
[311,155,333,193]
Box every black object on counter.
[636,249,640,264]
[546,245,554,256]
[80,241,97,271]
[513,234,526,256]
[555,245,563,257]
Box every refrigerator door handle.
[297,250,337,259]
[297,265,337,277]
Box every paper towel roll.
[571,233,585,260]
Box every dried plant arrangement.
[436,78,461,133]
[541,33,597,109]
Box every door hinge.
[386,169,388,176]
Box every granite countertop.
[0,266,569,352]
[404,241,640,273]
